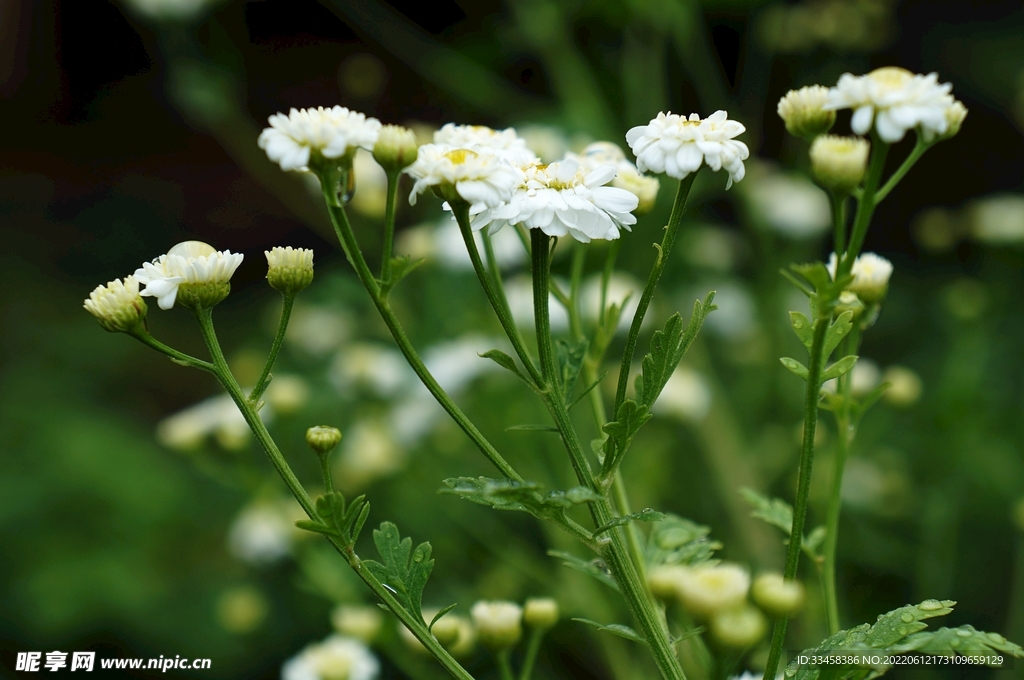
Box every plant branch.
[249,293,294,404]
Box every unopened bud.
[751,573,806,617]
[306,425,342,454]
[648,564,686,600]
[471,600,522,651]
[881,366,922,407]
[523,598,559,629]
[834,291,865,319]
[373,124,419,172]
[84,275,148,333]
[266,246,314,295]
[810,135,869,194]
[709,605,767,648]
[939,101,967,141]
[676,563,750,617]
[778,86,836,140]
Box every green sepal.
[362,522,434,623]
[573,618,645,645]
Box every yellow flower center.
[445,148,478,165]
[867,67,914,93]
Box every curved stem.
[249,293,294,404]
[873,136,929,204]
[194,307,477,680]
[497,649,516,680]
[129,329,215,372]
[839,139,888,276]
[762,316,829,680]
[381,169,401,282]
[518,628,545,680]
[321,181,522,482]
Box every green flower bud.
[523,598,559,629]
[778,86,836,140]
[709,605,767,648]
[810,135,869,194]
[881,365,922,407]
[84,275,148,333]
[266,246,314,295]
[306,425,342,455]
[751,573,806,617]
[177,281,231,310]
[372,124,419,173]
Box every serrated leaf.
[791,262,832,292]
[822,355,858,382]
[294,519,339,537]
[601,400,652,478]
[556,339,588,401]
[824,311,854,357]
[429,603,458,631]
[780,357,810,380]
[305,491,369,545]
[896,625,1024,661]
[362,522,434,622]
[440,478,598,519]
[548,550,618,591]
[593,509,667,537]
[790,312,814,350]
[646,514,721,567]
[634,293,716,410]
[480,349,533,387]
[573,618,646,644]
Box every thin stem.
[249,293,294,404]
[321,179,522,482]
[532,230,560,386]
[129,329,215,372]
[482,230,517,337]
[831,193,847,256]
[381,169,401,282]
[194,307,476,680]
[318,453,334,492]
[874,136,929,204]
[840,139,889,275]
[613,174,697,416]
[518,628,545,680]
[497,649,516,680]
[762,315,830,680]
[453,202,543,387]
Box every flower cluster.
[626,110,749,188]
[281,634,379,680]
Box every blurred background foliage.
[3,0,1024,678]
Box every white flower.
[335,419,405,492]
[258,107,381,171]
[676,563,751,616]
[745,170,831,238]
[824,67,955,143]
[433,123,538,167]
[777,85,836,139]
[574,141,659,214]
[406,145,521,207]
[135,241,244,310]
[651,367,712,423]
[156,392,266,451]
[286,304,350,357]
[227,500,294,564]
[266,246,314,294]
[809,135,870,193]
[330,343,412,398]
[331,605,384,643]
[969,194,1024,245]
[475,157,639,243]
[828,252,893,302]
[83,275,147,333]
[626,110,749,188]
[471,600,523,650]
[282,635,379,680]
[881,365,922,407]
[581,273,644,333]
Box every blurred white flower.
[227,500,294,565]
[332,605,383,643]
[258,107,381,172]
[881,365,922,407]
[745,172,830,238]
[406,145,521,207]
[709,605,766,648]
[475,157,639,243]
[156,393,267,451]
[504,275,570,333]
[335,418,405,491]
[969,194,1024,245]
[83,275,147,333]
[330,343,412,398]
[580,273,643,333]
[282,635,379,680]
[471,600,523,650]
[286,305,350,357]
[825,67,955,143]
[626,110,749,188]
[681,226,739,272]
[809,135,870,193]
[698,282,757,340]
[434,123,538,167]
[518,125,569,163]
[429,218,527,271]
[135,241,243,310]
[676,563,751,616]
[349,149,389,219]
[651,367,712,423]
[822,358,879,397]
[264,374,310,415]
[828,252,893,303]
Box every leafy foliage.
[556,339,588,401]
[645,514,721,567]
[548,550,618,591]
[634,293,717,409]
[480,349,534,388]
[740,489,825,561]
[362,522,434,623]
[295,492,370,547]
[573,617,646,644]
[440,477,601,521]
[787,600,1023,680]
[380,255,425,295]
[592,508,666,538]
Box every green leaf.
[593,508,667,537]
[556,339,588,401]
[601,400,652,478]
[480,349,533,387]
[573,618,646,645]
[296,492,370,545]
[821,355,858,382]
[568,372,607,410]
[362,522,434,623]
[646,514,721,567]
[790,312,814,350]
[824,311,854,357]
[740,489,823,561]
[780,357,810,380]
[381,255,425,294]
[440,477,599,518]
[429,603,458,631]
[549,550,619,591]
[790,262,832,292]
[896,625,1024,662]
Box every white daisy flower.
[828,252,893,302]
[83,275,147,333]
[824,67,954,143]
[626,110,749,188]
[258,107,382,171]
[135,241,244,310]
[574,141,660,214]
[405,145,521,208]
[434,123,539,167]
[227,500,294,565]
[282,634,379,680]
[676,563,751,616]
[475,157,638,243]
[777,85,835,139]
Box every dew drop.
[785,669,797,677]
[949,639,960,648]
[989,633,1006,644]
[900,613,914,623]
[956,629,973,638]
[898,626,908,636]
[918,599,943,611]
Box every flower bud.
[847,252,893,304]
[431,613,462,647]
[751,573,806,617]
[938,101,967,141]
[881,365,922,407]
[523,598,559,629]
[306,426,342,455]
[778,85,836,140]
[676,563,750,617]
[470,600,523,651]
[84,275,148,333]
[810,135,869,194]
[648,564,686,600]
[331,604,383,643]
[614,169,660,216]
[834,291,865,319]
[709,605,767,648]
[266,246,314,295]
[373,124,419,172]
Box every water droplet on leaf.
[900,612,914,623]
[918,599,943,611]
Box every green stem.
[193,307,476,680]
[321,177,522,482]
[518,628,545,680]
[762,315,830,680]
[318,452,334,492]
[249,293,294,404]
[453,202,543,387]
[839,139,888,275]
[873,136,929,204]
[531,230,686,680]
[129,329,215,372]
[381,169,401,282]
[831,193,847,256]
[497,649,516,680]
[613,174,696,415]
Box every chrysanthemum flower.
[258,107,382,171]
[405,144,521,207]
[434,123,538,167]
[824,67,955,143]
[266,246,314,294]
[475,157,639,243]
[281,634,380,680]
[809,135,870,193]
[135,241,244,310]
[575,141,660,215]
[777,85,836,139]
[83,275,147,333]
[828,251,893,303]
[626,110,749,188]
